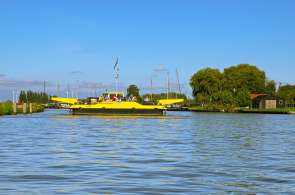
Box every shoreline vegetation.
[0,90,48,116]
[1,64,295,115]
[189,106,295,114]
[189,64,295,114]
[0,101,45,116]
[0,101,13,115]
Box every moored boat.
[51,92,184,116]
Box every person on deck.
[112,95,118,102]
[132,96,137,102]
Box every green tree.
[190,64,279,109]
[216,90,236,111]
[235,88,251,107]
[265,80,276,96]
[0,101,13,115]
[278,84,295,103]
[19,91,27,103]
[190,68,223,105]
[18,90,49,103]
[223,64,266,93]
[127,84,142,102]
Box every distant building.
[250,94,284,109]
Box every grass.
[32,104,45,112]
[240,107,294,111]
[190,105,295,114]
[189,106,225,112]
[0,101,45,116]
[288,107,295,112]
[189,106,206,111]
[238,108,288,114]
[189,103,238,112]
[0,101,13,115]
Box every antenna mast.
[57,82,60,97]
[114,58,119,91]
[43,80,46,93]
[167,71,170,99]
[150,76,153,101]
[153,67,169,99]
[176,68,181,96]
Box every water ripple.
[0,110,295,194]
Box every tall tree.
[265,80,276,96]
[190,64,282,109]
[127,84,142,102]
[19,91,27,103]
[278,84,295,103]
[190,68,223,105]
[223,64,266,93]
[18,90,49,103]
[235,88,251,107]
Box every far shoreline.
[189,107,295,115]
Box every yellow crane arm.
[158,99,184,106]
[51,97,78,105]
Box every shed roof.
[250,93,283,101]
[250,93,267,101]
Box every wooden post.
[13,103,17,114]
[29,103,33,113]
[23,103,27,114]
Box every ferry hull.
[71,108,165,116]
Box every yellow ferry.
[51,92,184,116]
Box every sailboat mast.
[167,71,170,99]
[114,58,119,92]
[115,77,118,92]
[176,68,181,97]
[150,76,153,101]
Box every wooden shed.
[250,94,284,109]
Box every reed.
[0,101,44,116]
[32,104,45,113]
[0,101,13,115]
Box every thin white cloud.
[68,71,83,75]
[0,73,7,78]
[79,81,106,89]
[0,74,54,90]
[0,78,53,89]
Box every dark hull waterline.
[71,108,165,116]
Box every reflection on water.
[0,109,295,194]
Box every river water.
[0,109,295,194]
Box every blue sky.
[0,0,295,99]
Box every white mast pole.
[176,68,181,98]
[167,70,170,99]
[12,90,15,103]
[116,76,118,92]
[151,76,153,101]
[114,58,119,92]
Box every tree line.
[142,92,187,102]
[19,90,49,104]
[189,63,294,110]
[127,84,188,104]
[278,85,295,104]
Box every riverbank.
[189,106,295,114]
[0,101,13,115]
[0,101,45,116]
[237,108,294,114]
